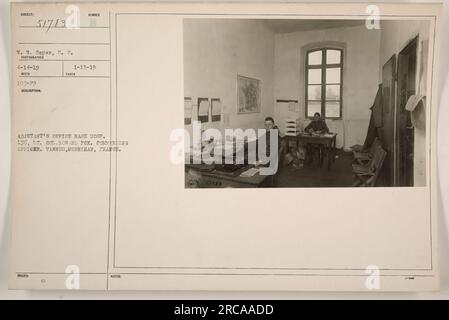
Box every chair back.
[366,147,387,186]
[368,137,381,156]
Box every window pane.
[307,101,321,118]
[308,50,322,65]
[325,101,340,118]
[326,68,341,84]
[308,85,322,100]
[325,85,340,101]
[308,69,322,84]
[326,49,341,64]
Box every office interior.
[183,19,429,188]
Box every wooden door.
[396,37,418,186]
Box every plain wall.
[183,19,275,139]
[274,25,381,149]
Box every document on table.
[9,1,441,291]
[240,168,260,178]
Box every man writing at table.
[305,112,329,134]
[304,112,329,165]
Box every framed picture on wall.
[237,75,261,114]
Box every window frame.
[305,48,343,120]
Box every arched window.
[305,48,343,119]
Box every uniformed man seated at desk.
[304,112,329,165]
[305,112,329,134]
[257,116,284,180]
[262,116,285,159]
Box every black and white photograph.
[183,18,431,188]
[3,1,446,296]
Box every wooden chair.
[353,137,381,165]
[352,146,387,187]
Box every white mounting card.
[9,1,441,291]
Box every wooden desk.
[185,164,272,188]
[284,133,337,170]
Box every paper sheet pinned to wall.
[198,99,210,116]
[184,97,193,118]
[288,101,299,112]
[212,99,221,116]
[211,98,221,122]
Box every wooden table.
[284,133,337,170]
